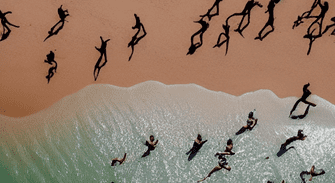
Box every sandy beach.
[1,0,335,117]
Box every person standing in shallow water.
[215,139,235,156]
[289,83,316,116]
[186,134,208,155]
[142,135,158,158]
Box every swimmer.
[198,154,231,182]
[236,110,258,135]
[111,153,127,166]
[142,135,158,158]
[215,139,235,156]
[280,129,306,149]
[186,134,208,155]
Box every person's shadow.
[186,143,206,161]
[276,146,295,157]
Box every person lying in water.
[142,135,158,158]
[198,154,231,182]
[236,110,258,135]
[186,134,208,155]
[280,130,306,149]
[111,153,127,166]
[215,139,235,156]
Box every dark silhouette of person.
[111,153,127,166]
[255,0,280,41]
[226,0,262,37]
[94,36,110,81]
[293,0,320,29]
[213,23,230,55]
[300,165,325,183]
[142,135,158,158]
[280,130,307,150]
[128,14,147,61]
[44,51,58,84]
[289,83,316,116]
[186,134,208,161]
[199,0,223,21]
[0,10,19,41]
[187,19,209,55]
[290,105,311,119]
[303,1,328,55]
[44,5,69,42]
[322,17,335,36]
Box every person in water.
[280,130,306,149]
[215,139,235,156]
[300,165,325,182]
[142,135,158,158]
[236,110,258,135]
[198,154,231,182]
[289,83,316,116]
[111,153,127,166]
[186,134,208,155]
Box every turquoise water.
[1,81,335,182]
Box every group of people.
[110,84,324,182]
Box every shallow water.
[1,81,334,182]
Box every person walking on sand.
[44,5,69,42]
[93,36,110,81]
[289,83,316,116]
[142,135,158,158]
[111,153,127,166]
[254,0,281,41]
[0,10,19,41]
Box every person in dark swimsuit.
[186,134,208,155]
[0,10,20,41]
[199,0,223,21]
[236,110,258,135]
[289,83,316,116]
[128,14,147,61]
[303,1,328,55]
[142,135,158,158]
[93,36,110,81]
[44,5,69,41]
[225,0,262,37]
[300,165,325,183]
[44,51,58,84]
[213,23,230,55]
[215,139,235,156]
[187,18,209,55]
[198,154,231,182]
[111,153,127,166]
[254,0,280,41]
[280,130,306,150]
